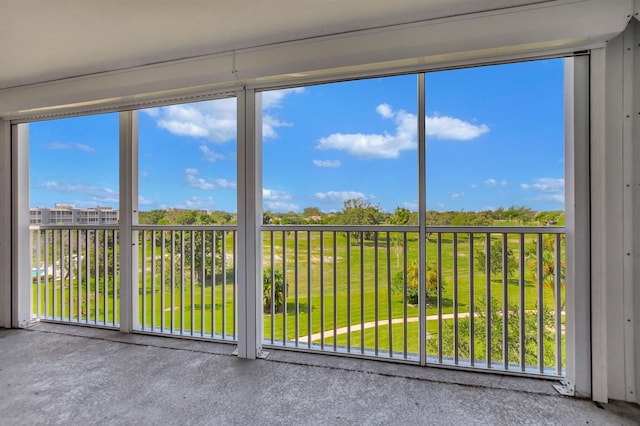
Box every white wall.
[592,18,639,403]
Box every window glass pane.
[425,59,565,223]
[262,76,418,224]
[138,98,237,224]
[29,113,119,224]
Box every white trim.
[119,111,139,333]
[236,89,262,358]
[564,55,592,398]
[589,47,608,403]
[622,20,637,403]
[11,123,31,327]
[0,120,11,328]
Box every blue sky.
[30,58,565,213]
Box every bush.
[392,261,442,305]
[263,268,287,314]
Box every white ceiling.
[0,0,550,90]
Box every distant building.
[30,204,119,225]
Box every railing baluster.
[170,230,175,333]
[282,231,287,346]
[347,232,351,353]
[35,229,41,318]
[437,233,443,364]
[555,233,562,376]
[85,230,90,324]
[333,231,337,352]
[180,231,185,334]
[403,232,407,359]
[151,230,156,331]
[211,231,216,337]
[519,233,526,371]
[232,231,237,340]
[320,231,325,350]
[307,231,312,349]
[360,233,364,355]
[502,233,509,370]
[201,230,205,337]
[161,231,166,333]
[221,231,227,339]
[190,230,195,335]
[76,230,81,323]
[44,230,50,319]
[141,230,146,330]
[270,231,275,344]
[374,232,379,357]
[94,229,98,325]
[103,230,107,325]
[387,232,393,358]
[485,232,491,369]
[453,233,459,365]
[537,233,544,373]
[469,232,475,367]
[294,231,299,348]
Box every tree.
[476,238,518,279]
[428,297,556,367]
[388,207,411,267]
[393,261,442,304]
[528,235,566,310]
[263,268,287,314]
[338,198,383,243]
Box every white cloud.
[426,115,489,140]
[450,192,464,200]
[483,178,507,187]
[150,99,237,142]
[176,196,215,210]
[313,159,341,168]
[265,201,299,212]
[138,195,152,205]
[313,191,366,203]
[317,104,489,159]
[376,103,394,119]
[263,188,292,201]
[261,88,304,139]
[47,142,72,150]
[47,142,95,152]
[76,143,96,153]
[184,168,236,190]
[317,105,416,159]
[403,201,418,211]
[199,145,224,163]
[40,181,118,203]
[262,88,304,110]
[145,89,303,143]
[521,178,564,203]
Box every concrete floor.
[1,324,639,425]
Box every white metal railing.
[261,225,566,377]
[134,225,237,341]
[31,225,120,327]
[30,223,565,376]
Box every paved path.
[298,312,472,343]
[298,311,565,343]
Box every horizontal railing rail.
[261,225,566,377]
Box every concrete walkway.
[1,323,639,425]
